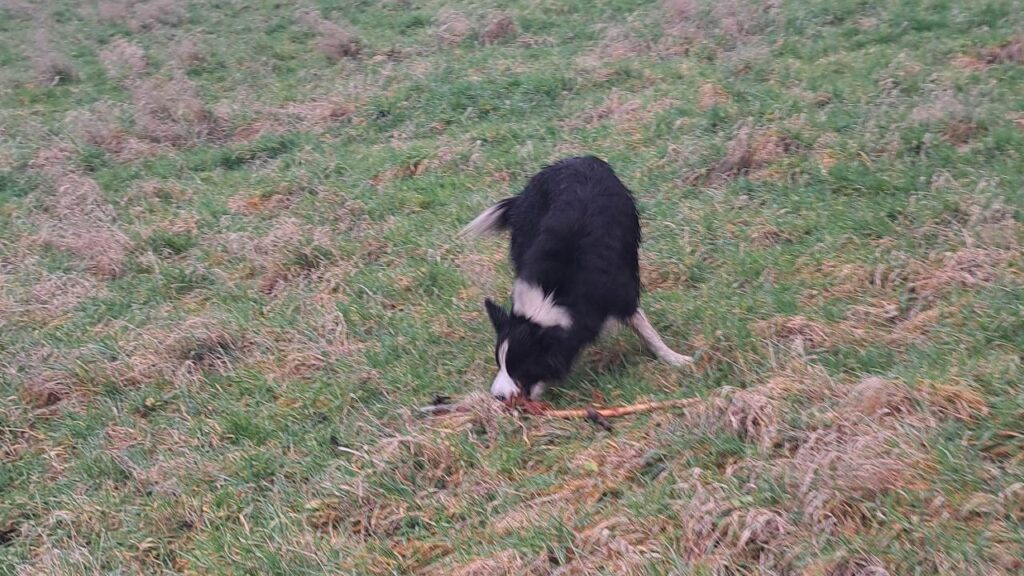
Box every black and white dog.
[461,156,692,400]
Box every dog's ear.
[484,299,509,331]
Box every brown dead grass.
[841,377,914,419]
[697,81,731,110]
[786,425,930,531]
[755,315,833,353]
[441,549,534,576]
[237,217,339,295]
[131,72,223,146]
[910,90,966,124]
[232,98,357,142]
[98,0,184,32]
[977,38,1024,66]
[943,118,978,147]
[172,37,206,69]
[691,386,779,450]
[298,10,361,61]
[696,119,798,183]
[29,28,77,86]
[551,516,669,575]
[4,271,103,325]
[18,370,72,409]
[33,169,132,278]
[435,9,473,47]
[825,556,892,576]
[263,296,362,380]
[479,12,517,45]
[577,26,646,75]
[565,90,676,131]
[951,54,990,71]
[115,316,246,386]
[919,380,989,422]
[67,103,165,162]
[639,259,688,292]
[954,195,1021,249]
[673,471,794,571]
[419,392,512,440]
[99,39,147,83]
[662,0,781,50]
[909,248,1012,300]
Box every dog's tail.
[459,197,517,238]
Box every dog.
[461,156,692,400]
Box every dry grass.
[697,81,731,110]
[172,37,206,68]
[67,103,165,162]
[435,9,473,47]
[114,316,246,386]
[1,270,103,325]
[662,0,781,49]
[841,377,914,419]
[479,12,517,45]
[99,38,147,82]
[565,90,676,130]
[131,72,223,145]
[18,370,72,409]
[577,26,646,75]
[825,556,892,576]
[954,195,1021,249]
[441,549,534,576]
[98,0,184,32]
[911,89,967,124]
[980,37,1024,66]
[754,315,833,354]
[298,10,361,61]
[262,296,362,380]
[691,386,780,450]
[909,248,1012,300]
[232,97,356,142]
[245,217,339,295]
[29,29,77,86]
[784,425,930,531]
[673,471,794,571]
[695,119,798,183]
[33,168,132,278]
[920,380,989,422]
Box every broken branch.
[417,397,700,420]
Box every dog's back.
[464,156,641,330]
[511,156,640,322]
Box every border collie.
[461,156,692,400]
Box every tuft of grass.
[29,28,77,86]
[297,10,362,61]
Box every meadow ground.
[1,0,1023,574]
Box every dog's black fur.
[464,156,644,399]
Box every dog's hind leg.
[629,309,693,367]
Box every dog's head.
[484,285,572,400]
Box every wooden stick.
[541,398,700,419]
[417,397,699,419]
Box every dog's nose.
[490,371,519,400]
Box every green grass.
[1,0,1023,574]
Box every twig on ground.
[417,397,700,423]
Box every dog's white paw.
[529,381,547,400]
[662,352,694,367]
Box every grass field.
[1,0,1023,573]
